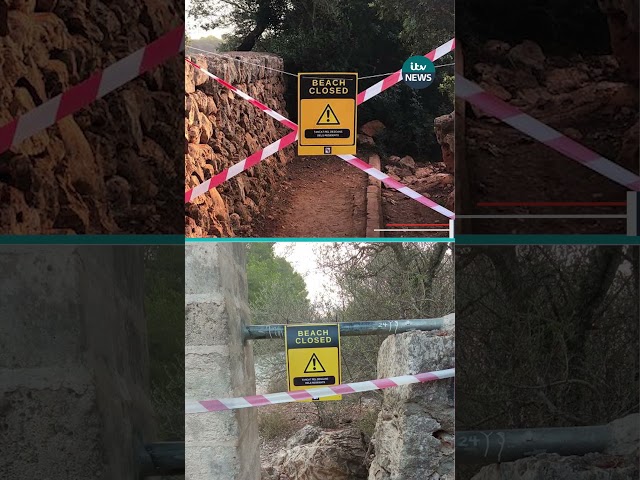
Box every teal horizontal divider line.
[456,235,640,245]
[0,235,184,245]
[185,237,456,243]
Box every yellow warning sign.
[304,353,326,373]
[298,73,357,156]
[317,105,340,125]
[285,324,342,401]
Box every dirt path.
[253,156,368,237]
[382,175,452,238]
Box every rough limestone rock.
[470,453,638,480]
[369,331,455,480]
[184,52,294,237]
[507,40,546,71]
[360,120,386,138]
[598,0,639,81]
[434,112,454,173]
[267,427,370,480]
[0,3,182,234]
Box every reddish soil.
[382,166,452,238]
[463,117,634,235]
[254,154,454,238]
[460,51,638,235]
[253,156,368,237]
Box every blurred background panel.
[0,245,184,478]
[455,245,639,479]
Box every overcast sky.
[273,243,335,305]
[186,0,234,39]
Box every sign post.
[297,73,358,156]
[284,323,342,401]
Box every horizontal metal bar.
[244,317,452,341]
[457,214,627,219]
[456,425,610,465]
[139,442,185,477]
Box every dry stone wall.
[0,2,183,234]
[185,52,294,237]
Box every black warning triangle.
[304,353,327,373]
[316,104,340,125]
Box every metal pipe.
[455,425,610,465]
[139,442,185,477]
[243,317,451,341]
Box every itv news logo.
[402,56,436,89]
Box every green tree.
[144,246,184,440]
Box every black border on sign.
[298,73,358,148]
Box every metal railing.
[139,442,185,477]
[455,425,610,464]
[243,316,453,341]
[139,423,616,474]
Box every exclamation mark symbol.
[326,109,330,122]
[313,357,317,371]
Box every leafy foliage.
[144,246,185,440]
[456,245,638,465]
[189,0,454,156]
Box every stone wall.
[0,246,154,478]
[185,243,260,479]
[0,3,183,234]
[369,330,455,480]
[185,52,294,237]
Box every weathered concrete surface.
[0,246,154,479]
[369,331,455,480]
[185,243,260,480]
[185,53,294,237]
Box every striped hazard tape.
[0,25,185,154]
[456,76,640,191]
[185,130,298,202]
[339,154,454,217]
[185,58,297,131]
[185,368,455,413]
[185,41,457,218]
[357,38,455,104]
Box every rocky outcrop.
[471,452,638,480]
[434,112,454,173]
[369,331,455,480]
[185,52,294,237]
[598,0,639,82]
[263,427,370,480]
[0,3,182,234]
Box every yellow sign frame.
[297,73,358,156]
[284,323,342,401]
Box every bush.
[259,410,295,440]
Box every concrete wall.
[0,246,154,479]
[185,243,260,480]
[369,330,455,480]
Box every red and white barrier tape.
[185,58,297,131]
[457,76,640,191]
[339,154,454,218]
[184,53,455,218]
[185,368,455,413]
[185,130,298,202]
[357,38,455,104]
[0,25,185,154]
